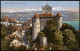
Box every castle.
[32,4,62,41]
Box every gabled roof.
[15,35,23,43]
[56,12,62,17]
[1,16,17,22]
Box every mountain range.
[1,11,79,22]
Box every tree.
[1,38,13,50]
[43,19,64,46]
[38,32,45,37]
[53,30,63,46]
[62,29,79,50]
[1,24,16,50]
[60,23,75,33]
[46,19,58,27]
[8,25,18,33]
[34,32,45,45]
[1,24,7,38]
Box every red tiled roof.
[56,12,62,17]
[38,13,55,18]
[33,13,55,19]
[33,13,39,18]
[5,35,15,39]
[5,16,8,21]
[24,21,27,24]
[1,16,17,22]
[11,18,17,22]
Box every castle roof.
[32,12,62,19]
[38,13,55,18]
[33,13,39,18]
[56,12,62,17]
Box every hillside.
[1,11,79,22]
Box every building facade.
[32,4,62,41]
[40,37,47,46]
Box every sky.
[1,1,79,12]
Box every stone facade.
[40,37,47,46]
[32,15,40,40]
[32,4,62,41]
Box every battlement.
[42,4,52,13]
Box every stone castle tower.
[42,4,52,13]
[56,12,62,29]
[32,4,62,41]
[32,13,40,41]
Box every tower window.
[15,43,16,44]
[38,23,39,25]
[18,42,19,44]
[38,27,39,29]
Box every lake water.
[20,20,79,30]
[62,21,79,30]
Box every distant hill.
[1,11,79,22]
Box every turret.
[42,4,52,13]
[56,12,62,29]
[32,13,40,41]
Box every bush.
[1,24,7,38]
[60,23,75,33]
[43,19,64,46]
[62,29,79,50]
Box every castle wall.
[32,18,40,41]
[40,37,47,46]
[40,18,55,31]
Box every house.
[9,26,30,47]
[1,16,18,26]
[27,20,32,27]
